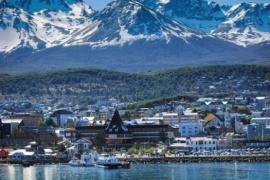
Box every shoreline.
[119,155,270,164]
[2,155,270,165]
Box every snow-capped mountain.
[137,0,270,46]
[64,0,209,47]
[213,2,270,46]
[0,0,93,53]
[0,0,269,73]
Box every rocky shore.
[2,155,270,165]
[119,155,270,164]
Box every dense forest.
[0,64,269,105]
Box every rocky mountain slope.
[0,0,269,73]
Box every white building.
[186,137,217,151]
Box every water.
[1,162,270,180]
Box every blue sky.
[85,0,269,10]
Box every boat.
[121,161,131,169]
[68,152,95,167]
[94,153,123,169]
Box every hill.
[0,64,269,105]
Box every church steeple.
[105,109,129,134]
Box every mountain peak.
[8,0,87,13]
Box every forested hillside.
[0,65,269,105]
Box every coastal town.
[0,94,270,165]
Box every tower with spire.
[105,109,132,148]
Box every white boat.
[94,153,123,169]
[69,152,95,167]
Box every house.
[203,113,224,135]
[8,149,36,161]
[86,108,111,121]
[50,109,73,127]
[204,113,222,128]
[0,148,13,158]
[200,101,216,112]
[73,138,93,154]
[216,101,233,111]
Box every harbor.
[2,154,270,166]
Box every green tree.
[93,131,107,152]
[45,118,57,127]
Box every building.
[178,111,201,137]
[243,123,270,147]
[0,118,24,139]
[50,109,73,127]
[162,112,179,126]
[218,133,233,149]
[9,113,42,126]
[250,117,270,126]
[75,110,177,148]
[169,136,218,152]
[73,138,93,154]
[204,113,222,128]
[256,97,269,111]
[104,110,133,147]
[179,122,201,137]
[86,108,111,121]
[184,137,218,151]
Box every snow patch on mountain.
[0,0,94,53]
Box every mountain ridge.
[0,0,269,74]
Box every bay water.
[1,162,269,180]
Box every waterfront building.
[75,110,177,148]
[243,123,270,147]
[72,138,93,154]
[218,133,233,149]
[186,137,217,151]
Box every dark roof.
[50,109,73,116]
[104,109,130,134]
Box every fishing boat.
[94,153,123,169]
